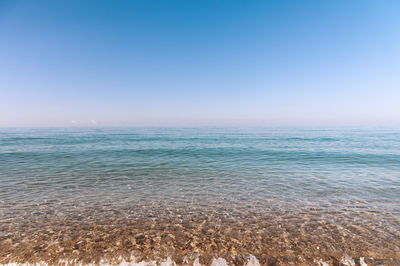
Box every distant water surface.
[0,127,399,265]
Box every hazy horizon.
[1,0,399,127]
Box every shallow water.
[0,127,399,265]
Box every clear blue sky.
[1,0,399,126]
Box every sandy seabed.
[1,206,399,266]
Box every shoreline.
[1,209,399,266]
[1,250,397,266]
[0,254,386,266]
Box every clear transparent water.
[0,127,399,265]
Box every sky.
[0,0,399,127]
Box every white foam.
[193,258,202,266]
[341,254,356,266]
[359,257,367,266]
[315,255,368,266]
[315,258,330,266]
[108,253,260,266]
[245,255,260,266]
[0,253,260,266]
[210,258,228,266]
[1,253,374,266]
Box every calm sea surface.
[0,127,399,265]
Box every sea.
[0,127,399,265]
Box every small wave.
[316,254,369,266]
[2,253,376,266]
[1,253,260,266]
[284,137,338,142]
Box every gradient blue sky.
[1,0,399,126]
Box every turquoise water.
[1,127,399,208]
[0,127,400,264]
